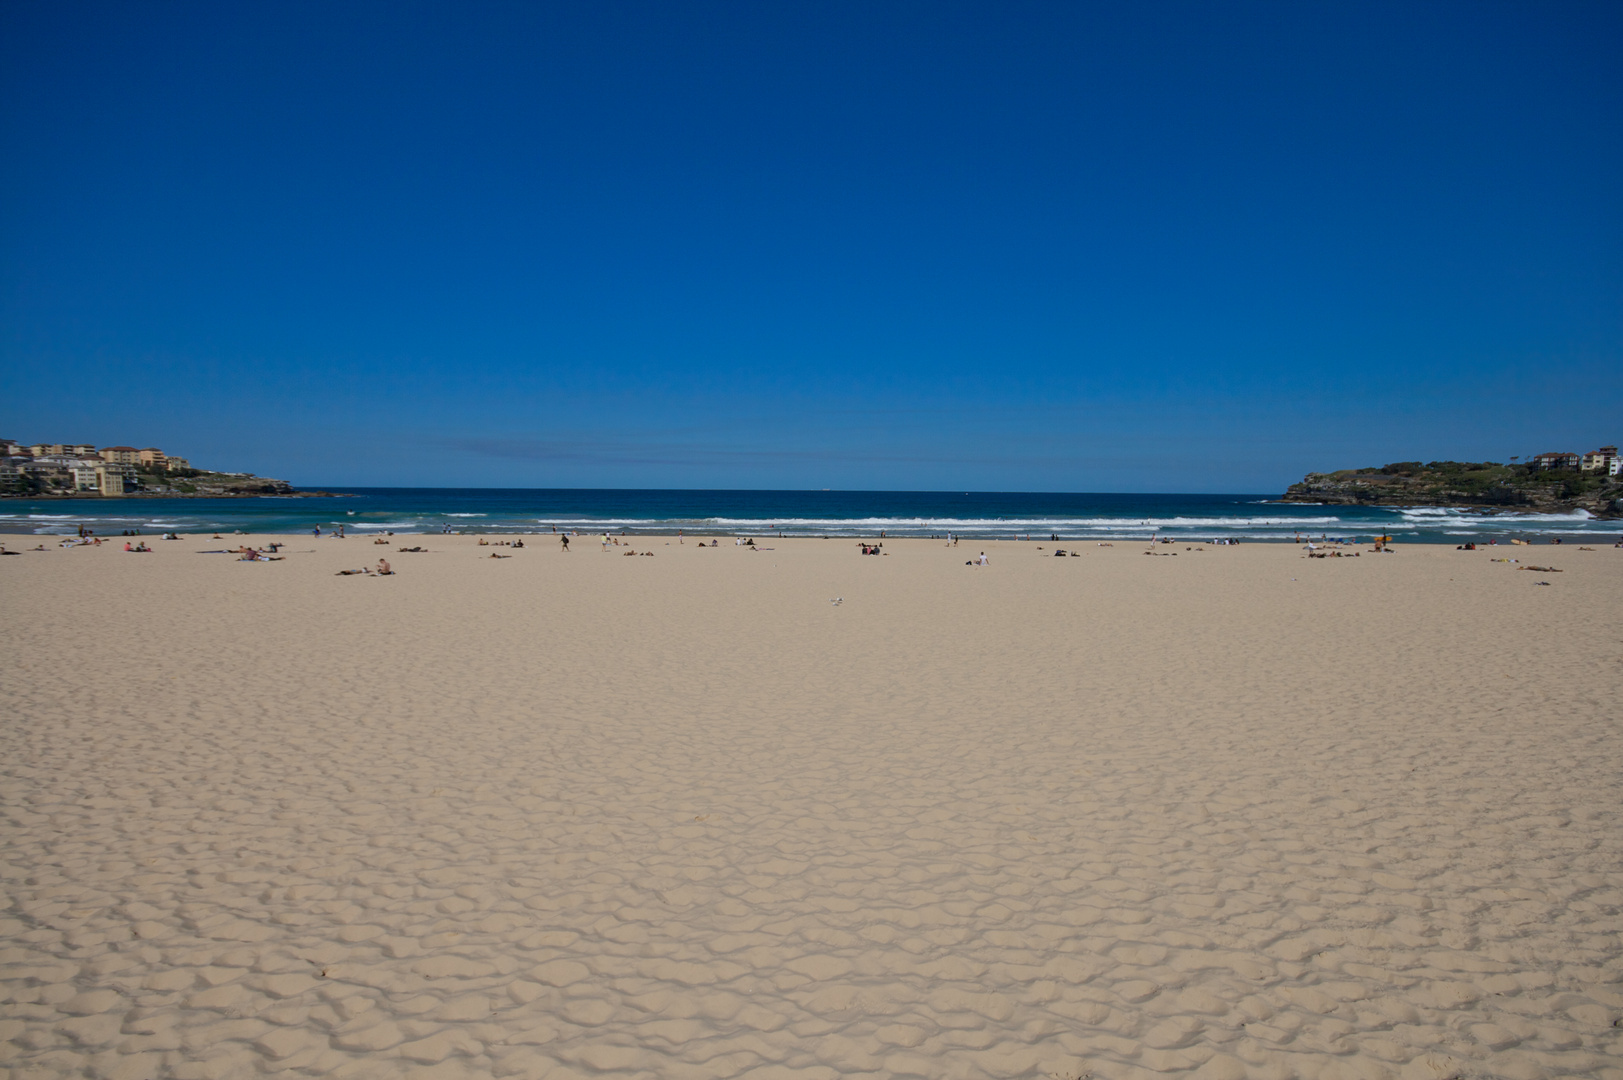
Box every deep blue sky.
[2,2,1618,490]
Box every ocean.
[1,489,1617,543]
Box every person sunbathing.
[376,559,392,574]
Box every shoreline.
[4,490,1619,544]
[3,527,1614,545]
[0,490,347,500]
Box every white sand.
[2,535,1621,1080]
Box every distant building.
[138,448,167,467]
[70,465,102,492]
[1529,452,1581,471]
[15,460,71,487]
[97,465,126,496]
[100,446,141,465]
[30,444,63,457]
[67,444,98,457]
[165,457,191,472]
[1580,445,1618,473]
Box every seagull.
[830,597,843,605]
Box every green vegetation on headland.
[1,468,331,498]
[1282,461,1623,517]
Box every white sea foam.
[661,515,1350,529]
[1396,506,1593,522]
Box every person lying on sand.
[336,567,370,575]
[489,552,510,558]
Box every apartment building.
[1580,445,1618,473]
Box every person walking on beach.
[560,534,569,551]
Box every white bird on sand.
[830,597,843,605]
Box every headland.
[1283,451,1622,517]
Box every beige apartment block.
[96,466,126,496]
[100,446,140,465]
[1580,445,1617,472]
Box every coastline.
[4,534,1620,1077]
[0,489,346,500]
[3,488,1620,543]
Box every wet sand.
[2,536,1621,1079]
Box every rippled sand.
[2,535,1621,1080]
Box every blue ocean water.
[1,489,1617,543]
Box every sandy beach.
[2,534,1621,1080]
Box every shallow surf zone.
[2,489,1620,542]
[2,538,1621,1079]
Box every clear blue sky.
[2,1,1618,491]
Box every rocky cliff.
[1282,461,1623,517]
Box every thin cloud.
[445,436,1129,470]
